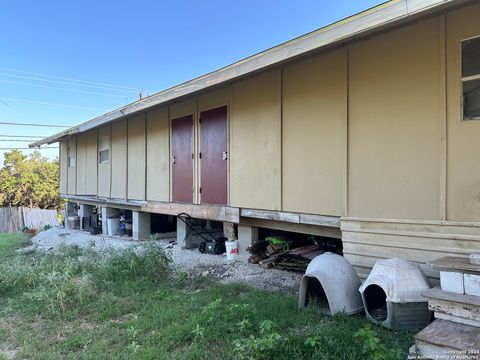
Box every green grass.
[0,233,413,359]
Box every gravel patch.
[30,227,303,294]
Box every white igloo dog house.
[298,253,364,315]
[359,258,431,330]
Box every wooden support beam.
[240,217,341,239]
[241,208,340,228]
[142,202,240,223]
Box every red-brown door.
[200,106,228,205]
[172,115,193,203]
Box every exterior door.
[200,106,228,205]
[172,115,193,203]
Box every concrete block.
[133,211,151,241]
[464,274,480,297]
[440,271,464,294]
[79,204,94,230]
[101,207,117,235]
[237,225,258,259]
[177,217,191,248]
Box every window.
[98,136,110,164]
[67,141,76,168]
[462,36,480,120]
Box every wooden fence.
[0,207,59,233]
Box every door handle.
[172,156,176,164]
[222,151,228,160]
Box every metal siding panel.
[127,115,146,200]
[282,49,345,216]
[97,126,111,197]
[348,17,442,220]
[230,69,281,210]
[85,129,98,195]
[76,133,87,195]
[59,140,68,193]
[111,120,127,199]
[146,107,170,201]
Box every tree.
[0,150,63,210]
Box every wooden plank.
[414,319,480,351]
[423,287,480,307]
[343,230,480,255]
[299,214,340,228]
[142,202,240,223]
[241,208,299,223]
[429,256,480,275]
[434,312,480,328]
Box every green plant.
[233,320,282,360]
[304,334,322,348]
[354,324,402,360]
[43,224,52,231]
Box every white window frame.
[461,35,480,121]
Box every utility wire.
[0,67,148,92]
[0,97,110,111]
[0,134,45,138]
[0,147,58,150]
[0,72,139,93]
[0,78,135,99]
[0,122,71,128]
[0,139,39,142]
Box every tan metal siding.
[230,70,281,210]
[76,133,87,195]
[127,115,146,200]
[67,136,76,195]
[85,129,98,195]
[97,126,111,197]
[446,3,480,222]
[282,49,345,216]
[146,107,169,201]
[59,140,68,194]
[111,120,127,199]
[348,17,442,220]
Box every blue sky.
[0,0,383,163]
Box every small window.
[68,154,76,167]
[462,37,480,120]
[98,136,110,164]
[67,141,76,168]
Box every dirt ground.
[30,227,303,294]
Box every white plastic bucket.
[225,241,238,260]
[107,217,120,236]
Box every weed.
[354,324,403,360]
[233,320,283,360]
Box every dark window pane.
[462,37,480,77]
[463,78,480,119]
[99,150,109,164]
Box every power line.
[0,66,148,92]
[0,72,140,94]
[0,122,71,128]
[0,139,39,142]
[0,147,58,150]
[0,97,110,111]
[0,134,45,138]
[0,78,135,99]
